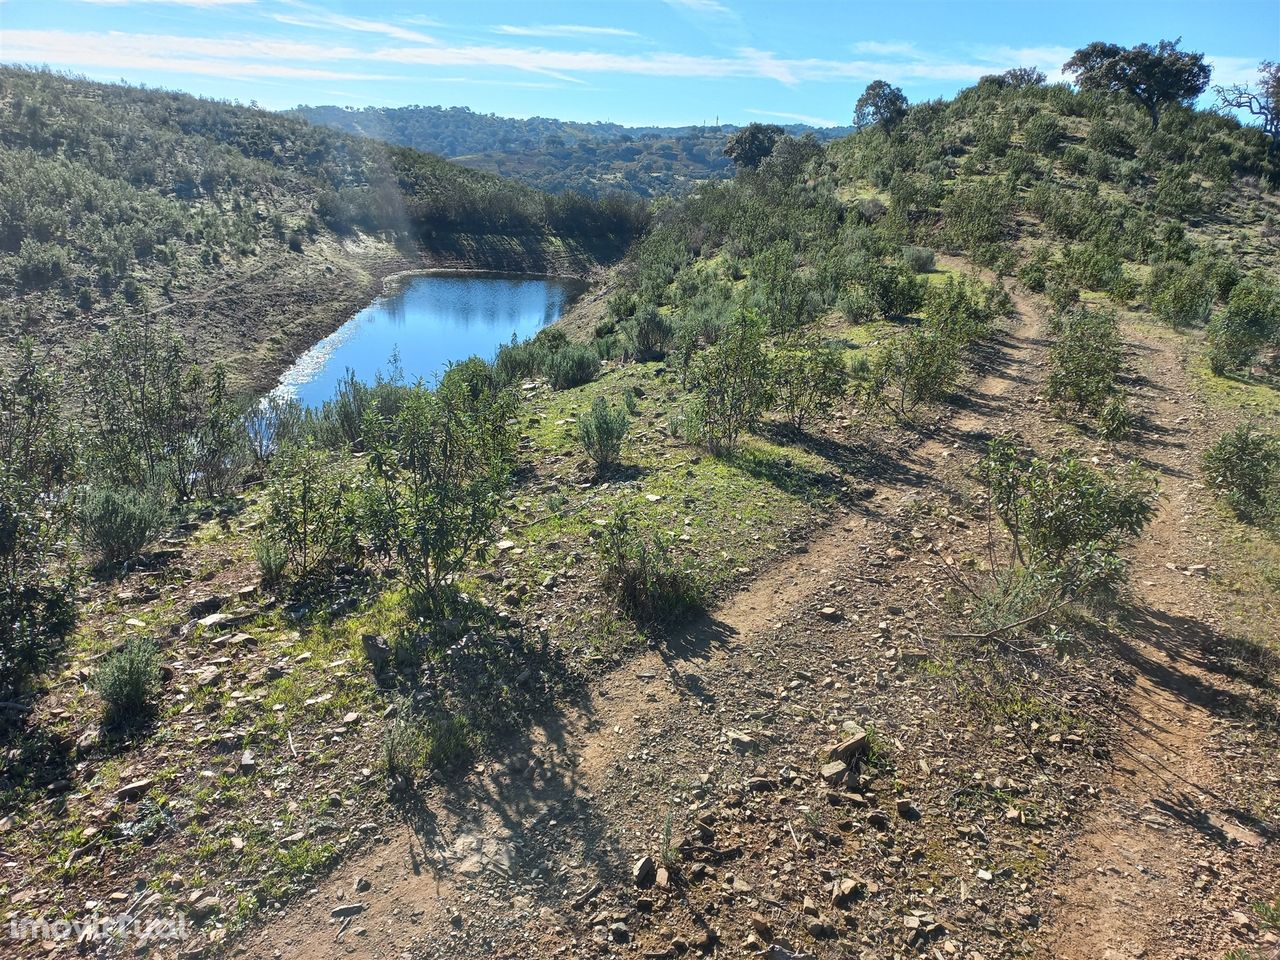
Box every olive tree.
[855,80,909,133]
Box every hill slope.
[292,103,849,198]
[0,67,647,392]
[2,72,1278,960]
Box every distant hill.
[0,67,647,392]
[290,104,851,198]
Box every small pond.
[273,272,584,407]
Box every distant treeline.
[291,103,850,198]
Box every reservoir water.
[273,273,584,407]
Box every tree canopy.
[1063,38,1211,130]
[723,123,785,170]
[1215,61,1280,157]
[855,81,910,133]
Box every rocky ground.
[231,288,1278,960]
[3,276,1276,960]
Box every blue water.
[273,273,583,407]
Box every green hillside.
[0,67,647,391]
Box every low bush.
[771,337,847,429]
[95,637,161,726]
[901,245,936,273]
[77,484,169,567]
[1046,309,1122,414]
[599,512,705,624]
[578,396,629,472]
[1203,423,1279,528]
[866,328,962,417]
[544,343,601,390]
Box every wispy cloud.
[850,40,921,58]
[663,0,733,15]
[493,24,642,39]
[272,1,438,45]
[745,108,840,127]
[0,29,396,81]
[79,0,254,6]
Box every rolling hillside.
[0,67,647,392]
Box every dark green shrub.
[1022,113,1064,154]
[1205,277,1277,375]
[1151,269,1213,327]
[95,637,161,726]
[924,275,995,345]
[579,396,629,471]
[264,445,361,583]
[544,344,601,390]
[687,313,772,454]
[1046,309,1122,414]
[866,328,962,417]
[362,369,517,609]
[1203,424,1279,527]
[599,512,704,624]
[78,484,169,566]
[979,437,1156,592]
[628,304,674,357]
[771,337,847,429]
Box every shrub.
[901,245,936,274]
[95,637,161,726]
[578,396,629,472]
[687,313,772,455]
[78,484,169,566]
[244,395,303,474]
[1046,309,1122,414]
[0,342,77,698]
[253,537,288,587]
[1205,277,1277,375]
[1022,113,1064,154]
[629,303,675,357]
[924,275,995,345]
[979,437,1156,593]
[1097,395,1135,440]
[362,366,517,609]
[771,337,847,429]
[264,445,361,583]
[866,328,962,417]
[599,512,704,624]
[1203,424,1279,527]
[862,263,925,319]
[544,344,601,390]
[1151,270,1213,327]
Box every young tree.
[723,123,784,171]
[1063,38,1210,130]
[688,311,772,455]
[363,360,518,609]
[1214,61,1280,158]
[771,337,847,429]
[854,80,909,133]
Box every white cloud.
[79,0,254,6]
[272,1,437,45]
[663,0,733,16]
[850,40,920,58]
[493,24,642,39]
[745,108,840,127]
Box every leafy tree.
[866,328,962,418]
[771,337,847,429]
[687,312,772,455]
[855,81,909,133]
[1063,38,1211,130]
[1214,61,1280,158]
[723,123,784,171]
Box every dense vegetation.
[3,44,1280,953]
[0,67,648,380]
[292,103,847,198]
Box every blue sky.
[1,0,1276,127]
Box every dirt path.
[239,295,1042,959]
[1037,325,1276,960]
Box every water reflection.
[273,272,583,407]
